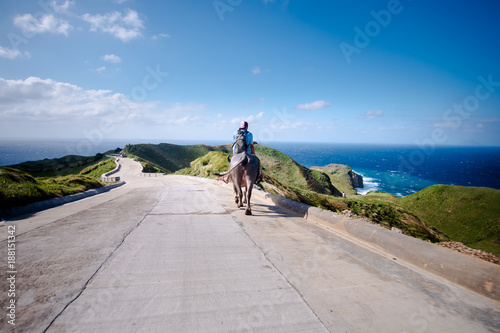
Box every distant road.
[0,158,498,332]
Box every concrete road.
[0,158,498,332]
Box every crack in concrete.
[42,193,164,332]
[233,216,332,333]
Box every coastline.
[1,140,500,196]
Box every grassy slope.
[0,167,104,210]
[0,156,117,211]
[256,145,340,196]
[399,185,500,255]
[9,153,110,177]
[176,151,231,178]
[312,164,359,195]
[124,143,230,173]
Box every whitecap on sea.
[354,173,381,195]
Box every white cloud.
[151,33,171,40]
[0,46,30,59]
[296,100,331,110]
[102,54,121,63]
[231,112,265,126]
[252,66,262,75]
[362,110,384,119]
[13,13,72,36]
[95,66,106,73]
[82,9,144,42]
[50,0,75,14]
[0,76,151,123]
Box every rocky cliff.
[348,170,363,188]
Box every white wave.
[354,172,382,195]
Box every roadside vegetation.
[4,142,499,258]
[1,154,117,211]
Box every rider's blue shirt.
[233,129,253,154]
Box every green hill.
[8,150,120,177]
[0,167,104,212]
[176,151,231,178]
[312,163,363,196]
[399,185,500,255]
[123,143,230,173]
[1,154,117,214]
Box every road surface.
[0,157,498,332]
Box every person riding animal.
[233,121,254,155]
[225,121,262,183]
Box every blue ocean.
[265,142,500,196]
[1,139,499,197]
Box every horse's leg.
[242,187,247,204]
[245,175,254,215]
[232,180,242,207]
[241,177,247,204]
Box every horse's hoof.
[245,209,252,215]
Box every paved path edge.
[256,190,500,302]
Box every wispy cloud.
[296,100,331,110]
[361,110,384,119]
[14,13,72,36]
[102,54,121,63]
[252,66,262,75]
[0,46,30,59]
[151,33,171,40]
[231,112,265,125]
[82,9,144,42]
[50,0,75,14]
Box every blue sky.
[0,0,499,146]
